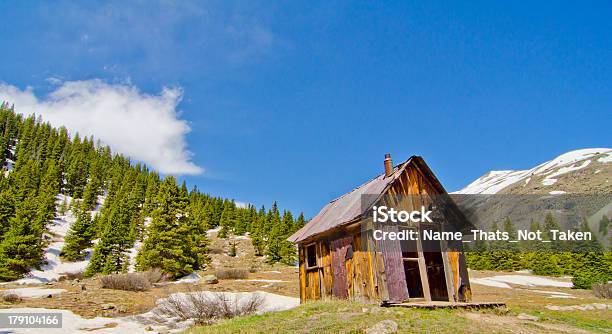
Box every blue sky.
[0,1,610,217]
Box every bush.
[153,290,263,325]
[592,283,611,299]
[572,269,609,289]
[571,252,611,289]
[60,271,84,281]
[100,269,168,291]
[214,268,248,280]
[228,242,237,257]
[2,293,22,303]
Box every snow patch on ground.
[1,287,66,298]
[476,275,572,288]
[470,278,512,289]
[597,152,612,163]
[528,289,575,299]
[549,190,567,195]
[131,290,299,332]
[0,308,151,334]
[171,272,201,284]
[546,303,611,311]
[0,292,299,333]
[206,226,222,236]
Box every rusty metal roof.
[288,157,414,243]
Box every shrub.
[61,271,84,281]
[592,283,611,299]
[228,242,237,257]
[2,293,22,303]
[100,269,168,291]
[214,268,248,280]
[153,290,263,325]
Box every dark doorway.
[403,260,424,298]
[400,230,424,299]
[421,227,449,301]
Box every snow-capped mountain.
[455,148,612,195]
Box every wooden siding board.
[320,241,334,298]
[299,246,306,302]
[378,224,409,303]
[331,236,353,299]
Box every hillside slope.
[452,149,611,247]
[455,148,611,195]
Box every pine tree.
[264,204,283,263]
[599,215,609,235]
[0,196,46,280]
[136,177,207,278]
[229,241,237,257]
[293,212,306,233]
[61,205,94,261]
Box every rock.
[101,303,116,310]
[362,307,369,313]
[365,320,398,334]
[144,326,153,331]
[46,294,53,298]
[593,303,607,310]
[80,284,87,291]
[203,274,219,284]
[517,313,539,321]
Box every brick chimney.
[384,153,393,177]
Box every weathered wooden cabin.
[288,154,472,304]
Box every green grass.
[185,300,612,334]
[510,304,612,334]
[185,300,505,334]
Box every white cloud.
[0,79,203,175]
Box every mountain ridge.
[455,148,612,195]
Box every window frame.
[304,242,319,270]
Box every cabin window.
[306,243,318,269]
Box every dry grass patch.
[100,269,168,291]
[2,293,22,303]
[214,268,248,280]
[154,290,263,325]
[592,283,611,299]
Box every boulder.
[101,303,116,310]
[365,319,398,334]
[203,274,219,284]
[517,313,539,321]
